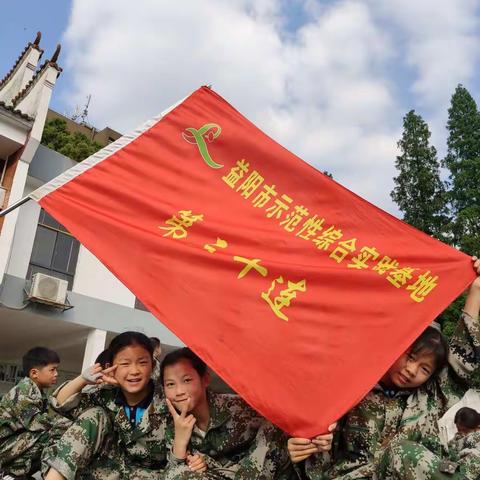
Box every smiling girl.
[42,331,170,480]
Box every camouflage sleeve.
[302,451,332,479]
[233,421,294,480]
[449,311,480,386]
[322,400,381,478]
[192,421,293,480]
[392,386,450,458]
[0,380,51,432]
[166,447,188,465]
[50,382,106,419]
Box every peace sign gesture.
[166,397,196,460]
[98,364,119,386]
[81,363,118,386]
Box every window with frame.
[27,209,80,289]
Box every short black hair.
[95,349,111,368]
[410,326,449,373]
[455,407,480,429]
[150,337,161,350]
[160,348,207,385]
[22,347,60,376]
[107,331,153,365]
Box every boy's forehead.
[165,359,195,375]
[41,362,59,369]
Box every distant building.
[46,109,122,149]
[0,33,182,394]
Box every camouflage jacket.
[395,311,480,455]
[167,391,292,479]
[51,382,171,471]
[0,377,53,439]
[301,312,480,479]
[301,385,411,480]
[51,385,290,478]
[448,431,480,462]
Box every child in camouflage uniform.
[445,407,480,478]
[454,406,480,436]
[369,257,480,479]
[161,347,294,479]
[0,346,69,478]
[288,256,480,480]
[43,331,190,480]
[376,406,480,479]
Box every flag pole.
[0,88,212,219]
[0,196,31,216]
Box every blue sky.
[1,0,479,214]
[0,0,73,113]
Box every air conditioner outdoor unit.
[29,273,68,305]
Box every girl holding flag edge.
[288,256,480,480]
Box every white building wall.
[3,173,136,308]
[72,246,136,307]
[6,178,41,278]
[0,116,28,146]
[0,160,30,282]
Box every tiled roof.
[0,101,34,122]
[12,45,62,108]
[0,32,44,89]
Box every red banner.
[30,86,475,436]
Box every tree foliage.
[438,85,480,335]
[443,84,480,256]
[391,87,480,337]
[41,118,102,162]
[391,110,447,239]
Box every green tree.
[443,84,480,256]
[41,118,102,162]
[391,110,447,239]
[439,85,480,336]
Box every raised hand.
[166,397,196,459]
[472,256,480,281]
[465,256,480,318]
[81,363,103,384]
[98,364,118,386]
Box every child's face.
[31,363,59,388]
[384,348,435,389]
[163,359,209,414]
[113,344,152,396]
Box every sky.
[1,0,480,215]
